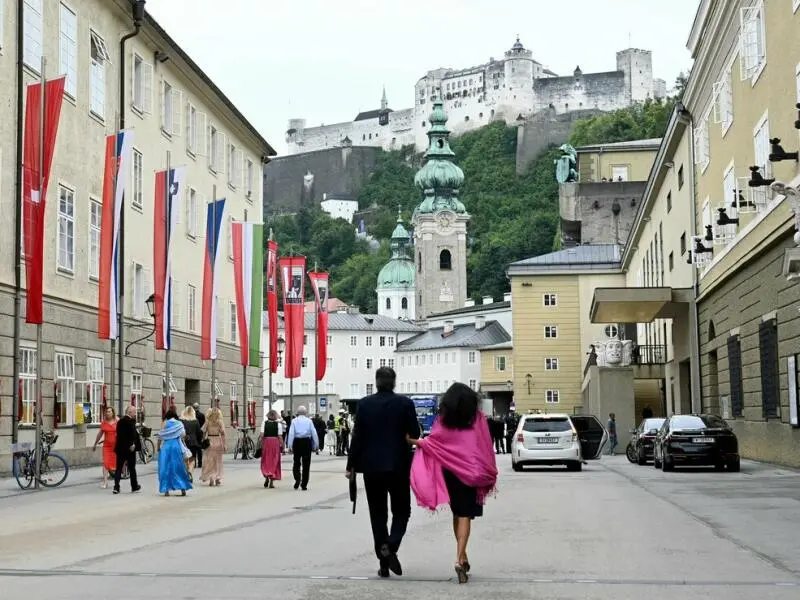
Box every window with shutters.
[161,80,182,137]
[727,335,743,417]
[89,197,101,280]
[57,185,75,274]
[753,113,771,179]
[59,3,77,97]
[739,3,766,83]
[23,0,43,71]
[712,69,734,134]
[86,355,104,425]
[759,320,779,418]
[19,345,37,425]
[89,31,110,119]
[186,187,198,238]
[55,351,76,426]
[701,198,715,244]
[694,117,710,172]
[132,261,150,319]
[132,52,153,114]
[246,159,254,201]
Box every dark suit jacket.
[115,415,141,454]
[347,390,420,474]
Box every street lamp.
[525,373,532,395]
[124,293,156,356]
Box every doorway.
[185,379,201,407]
[679,360,691,414]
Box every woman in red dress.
[92,407,118,488]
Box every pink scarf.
[410,411,498,511]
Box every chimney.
[443,320,455,337]
[482,295,493,305]
[503,292,512,303]
[465,299,475,308]
[475,315,486,330]
[347,305,360,315]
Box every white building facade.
[0,0,275,466]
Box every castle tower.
[412,98,469,319]
[616,48,655,103]
[381,86,388,111]
[502,36,535,118]
[376,211,416,320]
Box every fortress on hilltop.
[285,37,666,156]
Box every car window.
[701,415,727,428]
[671,416,706,430]
[522,418,572,433]
[643,418,665,432]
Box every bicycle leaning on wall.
[11,430,70,490]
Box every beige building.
[479,341,514,413]
[576,138,661,182]
[0,0,275,469]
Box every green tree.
[568,97,677,147]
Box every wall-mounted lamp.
[525,373,532,395]
[154,50,170,63]
[769,138,799,163]
[704,224,714,242]
[748,165,775,188]
[664,161,674,169]
[717,207,739,226]
[795,103,800,130]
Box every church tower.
[412,98,470,319]
[376,211,416,320]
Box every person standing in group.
[407,383,498,584]
[157,409,192,497]
[325,414,336,455]
[312,414,327,455]
[607,413,617,455]
[504,410,519,454]
[200,406,226,487]
[286,406,318,490]
[193,403,206,469]
[283,410,293,452]
[260,410,283,488]
[340,411,351,455]
[112,405,142,495]
[180,406,203,479]
[92,407,118,489]
[334,412,342,455]
[346,367,420,578]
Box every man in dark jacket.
[113,405,141,494]
[193,403,206,468]
[346,367,420,578]
[312,414,327,455]
[505,410,519,453]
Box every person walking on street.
[260,410,283,488]
[113,405,141,495]
[346,367,421,578]
[326,414,336,455]
[287,406,318,490]
[312,414,327,455]
[157,409,193,497]
[607,413,617,455]
[180,406,203,478]
[92,407,118,489]
[200,406,226,487]
[193,403,206,468]
[504,410,519,454]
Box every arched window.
[385,298,391,310]
[439,249,452,270]
[708,320,716,341]
[401,297,408,310]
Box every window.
[702,198,715,246]
[439,249,452,270]
[495,356,506,371]
[759,319,779,418]
[379,358,387,367]
[543,293,557,307]
[680,232,686,255]
[388,336,395,347]
[300,382,310,394]
[161,80,182,136]
[694,118,710,171]
[209,125,221,171]
[677,165,684,190]
[385,298,391,310]
[132,149,143,210]
[132,261,150,319]
[59,4,77,97]
[86,356,104,425]
[727,335,744,417]
[326,335,332,345]
[246,159,254,200]
[379,336,386,347]
[89,31,110,119]
[753,113,771,179]
[230,382,237,404]
[131,369,144,421]
[327,357,333,369]
[132,52,153,114]
[57,185,75,273]
[713,69,734,134]
[611,165,629,181]
[23,0,42,71]
[545,390,560,404]
[171,279,182,330]
[325,383,334,394]
[187,103,204,154]
[350,335,357,347]
[55,352,75,426]
[19,346,37,424]
[545,357,559,371]
[303,335,308,345]
[666,191,672,213]
[468,351,476,364]
[228,144,239,188]
[187,285,197,332]
[89,198,102,280]
[365,336,373,347]
[388,358,395,368]
[604,324,618,338]
[740,3,766,82]
[186,188,199,238]
[350,357,358,369]
[366,358,373,369]
[349,383,359,397]
[230,302,237,343]
[366,383,375,395]
[301,357,308,368]
[668,251,674,272]
[544,325,558,339]
[401,297,408,310]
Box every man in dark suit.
[346,367,421,578]
[113,405,142,494]
[193,402,206,468]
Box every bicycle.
[233,426,256,460]
[137,424,155,464]
[11,431,70,490]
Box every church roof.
[396,320,511,351]
[354,108,392,121]
[507,244,622,274]
[377,259,415,290]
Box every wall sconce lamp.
[593,200,600,210]
[694,238,713,256]
[748,165,775,188]
[704,224,714,242]
[769,138,799,163]
[717,207,739,226]
[685,250,692,265]
[525,373,532,395]
[794,103,800,130]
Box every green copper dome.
[377,213,415,290]
[413,98,467,216]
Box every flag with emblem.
[153,167,185,350]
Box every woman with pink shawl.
[407,383,498,584]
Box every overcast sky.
[147,0,699,156]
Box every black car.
[653,414,740,472]
[626,417,666,465]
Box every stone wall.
[263,146,380,215]
[515,108,604,173]
[697,230,800,467]
[559,181,645,246]
[533,71,628,114]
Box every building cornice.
[687,0,712,57]
[507,266,622,277]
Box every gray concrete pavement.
[0,453,799,599]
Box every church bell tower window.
[439,249,452,270]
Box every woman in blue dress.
[157,409,193,496]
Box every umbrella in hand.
[349,470,357,515]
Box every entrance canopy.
[590,287,693,324]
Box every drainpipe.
[685,107,703,414]
[116,0,146,415]
[11,0,26,443]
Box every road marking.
[310,576,329,579]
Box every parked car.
[626,417,666,465]
[511,413,608,472]
[653,414,740,472]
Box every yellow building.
[577,138,661,182]
[479,342,514,413]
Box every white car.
[511,413,608,472]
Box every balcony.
[590,287,694,324]
[584,343,667,378]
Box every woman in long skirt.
[200,407,226,486]
[92,407,118,488]
[260,410,283,488]
[157,409,193,497]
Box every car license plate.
[693,437,714,443]
[537,437,558,444]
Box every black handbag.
[201,438,210,450]
[253,434,263,458]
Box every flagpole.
[241,210,248,457]
[110,114,119,421]
[164,151,171,407]
[313,262,319,416]
[210,184,217,411]
[34,56,46,490]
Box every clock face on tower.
[437,211,454,230]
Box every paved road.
[1,452,799,599]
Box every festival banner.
[232,221,264,367]
[279,256,306,379]
[98,130,134,339]
[153,167,186,350]
[266,238,279,374]
[22,76,66,324]
[201,199,226,360]
[308,271,330,381]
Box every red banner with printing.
[22,77,66,324]
[279,256,306,379]
[308,271,329,382]
[266,240,279,374]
